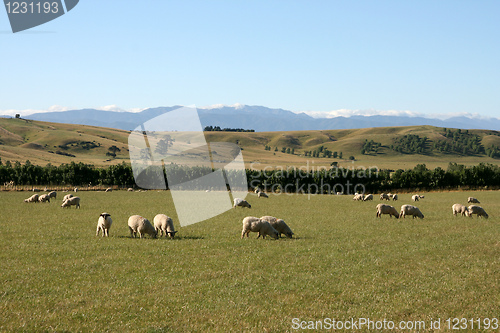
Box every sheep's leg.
[104,229,108,237]
[96,226,100,236]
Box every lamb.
[61,196,80,209]
[96,213,112,237]
[257,192,269,198]
[153,214,177,238]
[363,194,373,201]
[48,191,57,199]
[452,203,470,217]
[62,193,73,202]
[353,194,364,201]
[467,197,480,204]
[241,216,279,239]
[376,204,399,218]
[399,204,424,219]
[233,198,251,208]
[380,193,390,201]
[260,216,294,238]
[128,215,157,238]
[24,194,39,203]
[38,194,50,203]
[467,205,488,218]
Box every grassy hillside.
[2,117,500,170]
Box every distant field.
[0,190,498,331]
[2,117,500,170]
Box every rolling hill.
[1,117,500,170]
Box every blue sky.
[1,0,499,119]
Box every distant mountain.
[25,105,500,131]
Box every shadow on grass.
[114,235,204,240]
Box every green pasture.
[0,190,499,332]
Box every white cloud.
[95,104,145,113]
[297,109,423,118]
[199,103,246,110]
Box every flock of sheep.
[21,186,490,239]
[366,192,489,219]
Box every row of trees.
[264,146,295,154]
[203,126,255,132]
[361,140,382,155]
[2,159,499,193]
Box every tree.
[339,152,343,159]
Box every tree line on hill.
[203,126,255,132]
[1,159,500,193]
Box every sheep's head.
[285,231,294,238]
[167,231,178,239]
[100,213,111,218]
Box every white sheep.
[127,188,134,192]
[353,194,364,201]
[376,204,399,218]
[96,213,112,237]
[467,197,480,204]
[233,198,251,208]
[257,192,269,198]
[128,215,157,238]
[380,193,390,201]
[411,195,420,202]
[241,216,279,239]
[363,194,373,201]
[153,214,177,238]
[63,193,74,202]
[74,187,78,192]
[254,187,261,194]
[61,196,80,209]
[48,191,57,199]
[399,204,424,219]
[105,188,113,192]
[24,194,39,203]
[260,216,294,238]
[392,194,398,201]
[452,203,470,217]
[38,194,50,203]
[336,192,343,195]
[467,205,488,218]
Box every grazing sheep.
[353,194,364,201]
[336,192,343,195]
[419,195,425,199]
[399,204,424,219]
[380,193,390,201]
[127,188,134,192]
[233,198,251,208]
[61,196,80,209]
[48,191,57,199]
[105,188,112,192]
[153,214,177,238]
[38,194,50,203]
[468,197,480,204]
[468,205,488,218]
[452,203,470,217]
[254,187,261,193]
[63,193,73,202]
[260,216,294,238]
[411,195,420,202]
[376,204,399,218]
[257,192,269,198]
[241,216,279,239]
[363,194,373,201]
[24,194,39,203]
[96,213,112,237]
[74,187,78,192]
[32,188,40,192]
[392,194,398,201]
[128,215,157,238]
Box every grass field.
[0,190,499,332]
